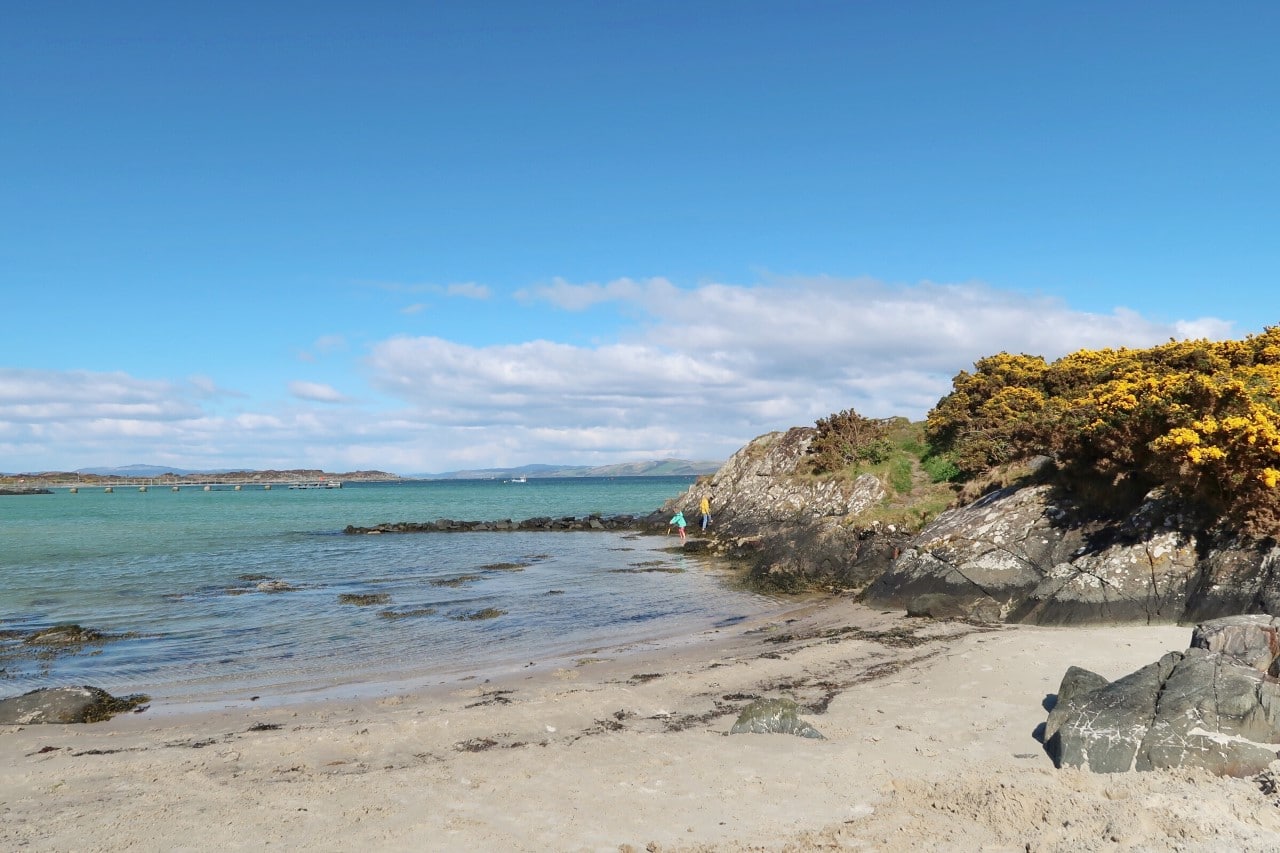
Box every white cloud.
[0,278,1240,474]
[313,334,348,353]
[288,381,348,403]
[517,277,675,311]
[0,369,198,422]
[447,282,490,299]
[365,276,1235,471]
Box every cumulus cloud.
[372,281,491,299]
[0,369,199,422]
[368,276,1236,469]
[0,367,374,472]
[0,277,1241,474]
[447,282,490,299]
[288,381,348,403]
[517,277,673,311]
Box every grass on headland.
[800,417,960,533]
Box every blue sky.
[2,1,1277,474]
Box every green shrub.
[921,454,961,483]
[808,408,894,474]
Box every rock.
[662,427,907,592]
[335,423,1280,626]
[341,513,651,535]
[1190,614,1280,675]
[864,484,1212,625]
[338,593,391,606]
[1044,656,1177,773]
[23,624,110,646]
[1045,619,1280,776]
[451,607,506,621]
[905,593,1000,622]
[729,697,824,739]
[0,686,149,724]
[665,428,886,539]
[256,580,297,592]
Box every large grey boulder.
[0,686,148,724]
[1045,617,1280,776]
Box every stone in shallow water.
[729,697,824,739]
[338,593,391,606]
[22,624,110,646]
[0,685,149,724]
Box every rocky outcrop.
[1045,615,1280,776]
[664,424,1280,624]
[667,428,883,535]
[862,482,1280,625]
[663,428,909,590]
[0,686,149,724]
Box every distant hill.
[74,464,220,477]
[6,465,398,482]
[7,460,720,481]
[410,459,722,480]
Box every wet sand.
[3,596,1279,851]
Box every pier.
[51,479,344,493]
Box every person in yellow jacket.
[699,495,712,531]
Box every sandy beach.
[4,596,1279,852]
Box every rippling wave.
[0,479,776,706]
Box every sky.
[2,1,1277,475]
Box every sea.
[0,477,780,712]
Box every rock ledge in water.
[0,686,150,724]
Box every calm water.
[0,478,777,710]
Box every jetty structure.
[55,478,344,493]
[2,469,398,494]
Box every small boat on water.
[509,476,527,483]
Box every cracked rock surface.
[1044,615,1280,776]
[863,483,1280,625]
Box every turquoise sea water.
[0,478,777,710]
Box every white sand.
[4,597,1279,852]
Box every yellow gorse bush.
[925,326,1280,534]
